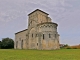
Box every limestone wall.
[38,23,57,32]
[14,9,60,50]
[28,10,49,28]
[28,28,37,49]
[14,29,28,49]
[37,22,60,50]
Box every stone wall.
[37,22,60,50]
[14,29,28,49]
[14,9,60,50]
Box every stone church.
[14,9,60,50]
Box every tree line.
[0,37,14,49]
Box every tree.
[64,44,69,47]
[1,38,14,49]
[0,41,1,48]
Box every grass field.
[0,49,80,60]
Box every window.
[49,34,51,38]
[37,43,38,46]
[21,40,23,49]
[36,34,38,37]
[55,34,56,38]
[32,34,33,37]
[58,40,59,43]
[30,22,31,26]
[16,41,18,48]
[43,34,44,39]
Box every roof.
[15,29,28,34]
[37,22,58,26]
[28,9,49,16]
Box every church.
[14,9,60,50]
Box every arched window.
[36,34,38,37]
[49,34,51,38]
[37,43,38,46]
[58,40,59,43]
[55,34,56,38]
[32,34,33,37]
[16,41,18,49]
[21,40,23,49]
[31,21,32,25]
[43,34,44,39]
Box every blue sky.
[0,0,80,45]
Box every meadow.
[0,49,80,60]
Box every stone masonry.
[14,9,60,50]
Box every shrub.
[67,47,71,49]
[1,38,14,49]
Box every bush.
[0,41,1,48]
[73,48,77,49]
[67,47,71,49]
[1,38,14,49]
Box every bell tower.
[28,9,50,29]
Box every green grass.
[0,49,80,60]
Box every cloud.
[0,0,80,45]
[0,0,72,23]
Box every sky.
[0,0,80,45]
